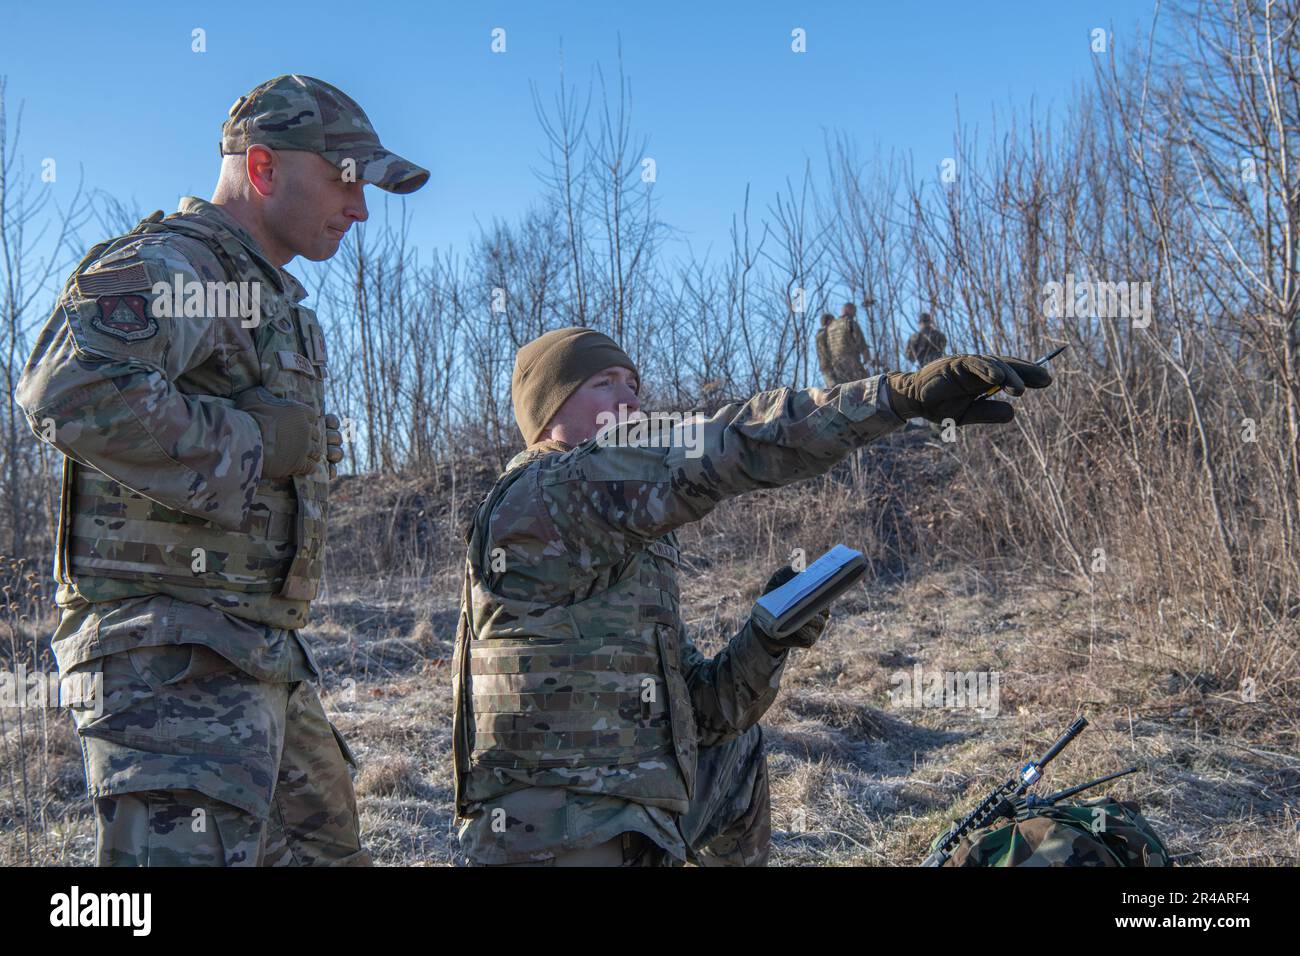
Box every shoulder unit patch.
[90,294,158,341]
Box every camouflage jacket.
[16,197,328,681]
[815,327,835,383]
[905,328,947,366]
[454,375,905,863]
[822,316,872,383]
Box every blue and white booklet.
[753,544,867,638]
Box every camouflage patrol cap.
[221,74,429,194]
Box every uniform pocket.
[75,648,283,819]
[328,720,359,770]
[126,644,194,690]
[477,785,569,860]
[116,643,283,753]
[125,643,238,689]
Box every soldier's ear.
[246,145,277,198]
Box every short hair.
[919,311,933,323]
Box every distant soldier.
[452,328,1053,865]
[16,75,428,866]
[906,313,950,438]
[814,312,837,384]
[906,312,948,367]
[819,301,875,386]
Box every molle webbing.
[68,467,298,592]
[467,632,674,769]
[458,456,678,774]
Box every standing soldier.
[814,312,837,385]
[15,75,428,866]
[906,312,948,367]
[820,301,875,386]
[452,328,1052,865]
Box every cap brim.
[332,145,430,195]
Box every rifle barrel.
[1036,716,1088,769]
[1039,766,1139,805]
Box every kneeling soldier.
[452,328,1052,865]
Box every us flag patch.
[75,262,152,296]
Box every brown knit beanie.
[510,327,639,444]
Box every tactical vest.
[452,448,695,817]
[825,317,867,380]
[54,210,330,630]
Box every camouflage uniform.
[17,75,427,866]
[452,376,906,865]
[817,316,873,386]
[905,327,947,367]
[16,195,371,866]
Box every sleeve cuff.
[875,375,907,425]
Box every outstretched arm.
[497,375,905,581]
[491,353,1050,598]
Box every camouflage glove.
[885,354,1052,425]
[324,413,344,480]
[753,565,831,651]
[234,387,322,479]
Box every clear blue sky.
[1,0,1154,281]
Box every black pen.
[973,344,1067,400]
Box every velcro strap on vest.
[276,350,317,378]
[639,606,678,627]
[476,705,667,732]
[646,537,680,566]
[279,474,327,601]
[54,457,76,586]
[469,650,661,676]
[472,728,673,767]
[473,691,658,713]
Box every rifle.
[922,716,1136,867]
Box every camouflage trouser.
[70,643,369,866]
[679,722,772,866]
[501,723,772,868]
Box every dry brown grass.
[2,428,1296,866]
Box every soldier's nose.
[346,187,369,223]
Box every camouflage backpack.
[941,796,1169,867]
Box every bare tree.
[0,77,89,558]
